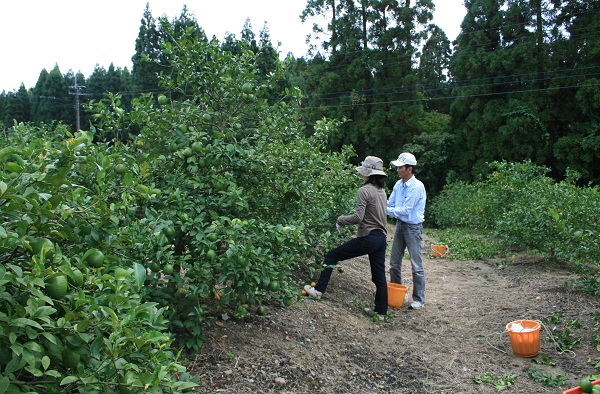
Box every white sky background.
[0,0,466,92]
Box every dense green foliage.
[430,161,600,273]
[0,128,197,392]
[0,23,357,393]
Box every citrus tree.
[0,24,358,393]
[87,27,357,351]
[0,125,197,392]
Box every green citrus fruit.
[62,349,80,369]
[215,181,226,191]
[212,265,222,274]
[207,233,218,242]
[236,305,248,319]
[31,237,54,256]
[84,249,105,268]
[115,164,127,174]
[182,147,193,157]
[149,262,160,273]
[67,268,84,287]
[191,142,203,153]
[157,95,168,106]
[202,113,212,123]
[283,297,293,307]
[163,264,174,275]
[580,380,593,393]
[163,226,175,239]
[337,267,345,273]
[206,249,217,261]
[268,281,280,292]
[257,305,266,316]
[45,275,68,299]
[237,255,248,268]
[178,124,187,133]
[242,83,253,94]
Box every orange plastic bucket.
[431,244,448,257]
[506,320,541,357]
[387,283,408,308]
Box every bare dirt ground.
[186,225,599,393]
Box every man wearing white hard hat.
[387,152,427,309]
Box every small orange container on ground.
[388,283,408,308]
[506,320,541,357]
[562,378,600,394]
[431,244,448,257]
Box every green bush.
[0,133,196,392]
[85,30,356,351]
[430,160,599,270]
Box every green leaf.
[133,263,146,289]
[10,318,43,330]
[60,376,79,385]
[0,377,9,393]
[41,355,50,370]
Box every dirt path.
[187,228,598,393]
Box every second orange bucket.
[431,244,448,257]
[388,283,408,308]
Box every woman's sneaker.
[304,285,322,299]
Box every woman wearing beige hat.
[304,156,389,319]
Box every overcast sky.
[0,0,466,92]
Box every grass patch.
[425,227,512,261]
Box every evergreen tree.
[30,65,71,127]
[418,25,452,113]
[132,4,162,93]
[0,85,30,127]
[13,84,31,123]
[550,0,600,182]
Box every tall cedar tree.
[299,0,435,166]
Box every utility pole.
[69,73,85,131]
